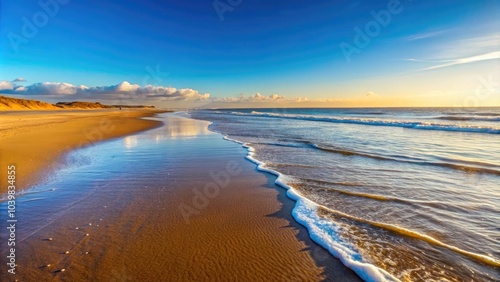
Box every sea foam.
[221,133,500,279]
[222,135,402,282]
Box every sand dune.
[54,101,114,109]
[0,95,155,110]
[0,95,60,110]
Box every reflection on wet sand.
[163,115,211,138]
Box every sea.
[190,107,500,282]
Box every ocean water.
[190,108,500,282]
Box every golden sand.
[0,109,163,194]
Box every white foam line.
[222,135,401,282]
[196,114,500,272]
[223,134,500,275]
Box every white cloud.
[0,81,210,101]
[25,82,82,95]
[114,81,140,92]
[422,51,500,71]
[141,86,210,101]
[405,30,445,41]
[13,77,26,82]
[454,33,500,53]
[214,93,285,103]
[208,91,390,108]
[294,97,310,102]
[406,31,500,72]
[0,81,14,91]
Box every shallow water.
[191,108,500,281]
[0,114,218,280]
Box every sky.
[0,0,499,108]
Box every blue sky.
[1,0,499,107]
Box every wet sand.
[0,114,361,281]
[0,109,164,195]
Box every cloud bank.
[206,92,385,108]
[0,79,387,108]
[213,93,286,103]
[0,81,210,101]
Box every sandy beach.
[0,109,164,195]
[0,113,361,281]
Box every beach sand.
[0,113,361,281]
[0,109,164,195]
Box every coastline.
[192,108,500,281]
[0,113,361,281]
[0,109,165,195]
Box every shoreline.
[0,109,166,195]
[0,113,362,281]
[218,134,405,281]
